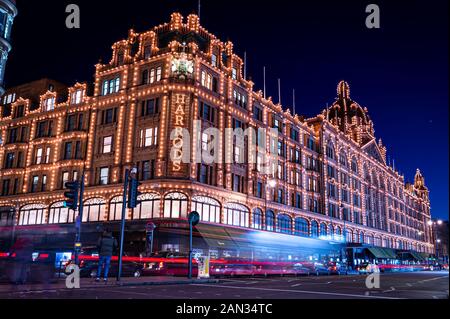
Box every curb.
[0,279,220,294]
[116,279,220,287]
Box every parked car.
[328,262,349,275]
[305,262,331,276]
[291,263,313,276]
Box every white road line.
[192,284,403,299]
[418,275,449,283]
[291,283,302,287]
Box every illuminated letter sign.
[171,94,189,172]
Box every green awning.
[380,248,398,259]
[419,252,431,260]
[368,248,386,259]
[409,251,425,261]
[368,247,398,259]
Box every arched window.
[339,151,348,167]
[164,192,188,219]
[335,226,342,237]
[351,157,358,174]
[224,203,249,228]
[359,232,365,244]
[326,142,335,160]
[265,210,275,232]
[346,229,353,243]
[252,208,263,230]
[320,223,327,237]
[49,202,75,224]
[19,204,46,226]
[277,214,292,234]
[294,218,309,237]
[109,196,124,221]
[84,198,106,222]
[192,196,221,223]
[134,193,161,220]
[311,220,319,238]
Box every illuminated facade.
[0,13,433,255]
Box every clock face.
[171,56,194,78]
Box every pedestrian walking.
[96,229,118,283]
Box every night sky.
[4,0,448,220]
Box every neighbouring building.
[0,13,434,265]
[0,0,17,95]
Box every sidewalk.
[0,276,219,293]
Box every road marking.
[192,284,403,299]
[406,283,412,287]
[291,283,302,287]
[246,281,259,285]
[417,275,449,283]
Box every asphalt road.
[0,271,448,299]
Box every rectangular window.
[36,148,43,165]
[102,136,113,154]
[139,128,157,147]
[142,161,152,180]
[67,114,76,131]
[45,97,55,111]
[211,54,217,67]
[71,90,83,104]
[45,147,51,164]
[62,172,70,188]
[64,142,72,160]
[5,153,15,169]
[31,176,39,193]
[232,67,237,80]
[156,67,162,82]
[42,175,47,192]
[2,179,10,196]
[141,98,159,116]
[144,45,152,59]
[99,167,109,185]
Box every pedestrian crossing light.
[64,181,80,210]
[128,177,142,209]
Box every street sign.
[188,211,200,226]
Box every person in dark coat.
[96,229,118,282]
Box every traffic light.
[64,181,80,210]
[127,177,142,209]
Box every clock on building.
[171,53,194,79]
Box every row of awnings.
[367,248,430,261]
[400,251,430,262]
[367,247,398,259]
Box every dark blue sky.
[5,0,448,220]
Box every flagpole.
[278,78,281,105]
[263,66,266,99]
[244,51,247,80]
